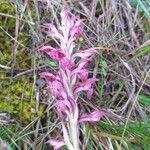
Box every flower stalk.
[39,4,105,150]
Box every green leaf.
[129,46,150,61]
[137,46,150,58]
[129,0,150,20]
[99,59,107,77]
[45,59,57,67]
[138,94,150,106]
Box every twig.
[0,64,11,70]
[13,64,53,78]
[0,13,34,25]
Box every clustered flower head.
[39,4,105,150]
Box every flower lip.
[56,98,75,118]
[78,110,106,123]
[47,139,65,150]
[74,78,99,95]
[43,23,64,40]
[59,57,74,70]
[39,46,65,61]
[72,49,98,61]
[39,72,56,82]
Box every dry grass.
[0,0,150,149]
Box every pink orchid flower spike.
[39,3,106,150]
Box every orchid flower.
[47,139,65,150]
[39,4,106,150]
[79,110,106,123]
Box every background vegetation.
[0,0,150,149]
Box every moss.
[0,77,44,124]
[0,78,45,124]
[0,2,16,31]
[0,2,32,69]
[0,100,14,113]
[0,2,14,14]
[0,2,43,125]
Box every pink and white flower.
[39,3,105,150]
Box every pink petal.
[56,101,67,117]
[72,68,88,82]
[44,23,63,40]
[60,4,70,24]
[40,72,67,99]
[79,110,106,123]
[39,45,53,52]
[76,59,88,70]
[72,49,98,60]
[47,139,65,150]
[49,50,65,61]
[71,59,89,81]
[59,58,74,69]
[39,72,57,81]
[60,4,74,29]
[74,78,98,95]
[39,46,65,61]
[77,69,88,81]
[60,4,74,41]
[56,98,75,117]
[48,81,67,99]
[69,19,82,42]
[39,46,55,55]
[87,88,94,98]
[39,72,61,84]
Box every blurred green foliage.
[138,94,150,106]
[96,120,150,150]
[130,0,150,20]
